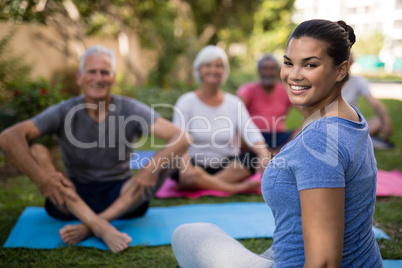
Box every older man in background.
[237,54,300,153]
[0,45,190,253]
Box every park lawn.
[0,98,401,267]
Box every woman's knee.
[172,223,270,268]
[172,223,204,244]
[172,223,221,268]
[172,222,216,248]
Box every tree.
[0,0,181,86]
[353,30,384,56]
[0,0,86,64]
[0,29,32,105]
[249,0,296,60]
[0,0,296,88]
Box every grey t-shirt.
[342,76,371,106]
[32,95,159,183]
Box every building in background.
[293,0,402,73]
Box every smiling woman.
[281,37,349,118]
[170,45,270,194]
[171,20,383,268]
[280,22,355,120]
[263,19,382,267]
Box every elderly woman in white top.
[172,45,270,193]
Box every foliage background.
[0,0,296,89]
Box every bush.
[135,87,189,121]
[51,64,81,96]
[7,78,69,122]
[0,29,32,106]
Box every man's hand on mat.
[38,172,77,206]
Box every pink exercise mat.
[376,169,402,197]
[156,172,262,199]
[155,170,402,199]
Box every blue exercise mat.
[130,150,155,169]
[4,202,274,249]
[4,202,390,251]
[383,260,402,268]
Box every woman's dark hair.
[289,19,356,82]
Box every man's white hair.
[79,45,116,75]
[192,45,230,84]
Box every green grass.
[359,99,402,170]
[0,99,401,267]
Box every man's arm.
[0,120,42,179]
[364,94,393,140]
[249,141,271,174]
[148,116,191,177]
[123,117,191,192]
[0,120,75,205]
[90,117,191,222]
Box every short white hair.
[79,45,116,75]
[192,45,230,84]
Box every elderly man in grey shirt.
[0,45,190,253]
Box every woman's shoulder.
[291,116,361,158]
[58,94,85,112]
[178,91,196,100]
[223,91,242,103]
[288,119,341,151]
[175,91,197,105]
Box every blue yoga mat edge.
[4,202,390,250]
